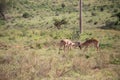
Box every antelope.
[78,38,99,51]
[58,39,79,53]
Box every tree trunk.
[79,0,82,34]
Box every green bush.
[100,43,112,49]
[22,12,31,18]
[102,19,120,30]
[0,19,5,25]
[114,12,120,20]
[91,12,97,16]
[61,3,65,8]
[53,18,67,29]
[36,43,42,49]
[110,58,120,65]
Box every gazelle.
[58,39,79,53]
[78,38,99,51]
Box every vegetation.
[0,0,120,80]
[53,18,67,29]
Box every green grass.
[0,0,120,80]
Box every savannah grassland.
[0,0,120,80]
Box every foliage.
[102,20,120,30]
[53,18,67,29]
[0,19,5,25]
[22,12,31,18]
[110,58,120,65]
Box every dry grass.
[0,37,119,80]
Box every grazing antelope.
[59,39,78,53]
[78,38,99,51]
[73,42,81,48]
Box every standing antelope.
[78,38,99,51]
[58,39,77,53]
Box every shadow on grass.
[98,21,120,31]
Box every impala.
[59,39,75,52]
[79,38,99,51]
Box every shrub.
[101,19,120,30]
[91,12,97,16]
[100,7,104,11]
[113,9,118,13]
[100,43,112,49]
[87,19,93,23]
[71,30,80,39]
[36,43,42,49]
[0,19,5,25]
[114,12,120,20]
[94,21,98,25]
[61,3,65,8]
[22,12,31,18]
[0,0,7,20]
[53,18,67,29]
